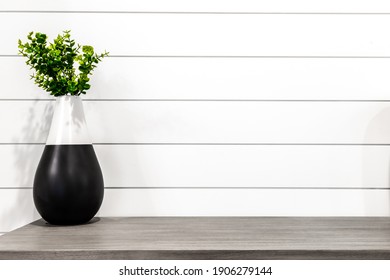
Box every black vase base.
[43,218,95,226]
[33,145,104,226]
[34,217,101,227]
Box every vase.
[33,95,104,225]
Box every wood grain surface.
[0,217,390,259]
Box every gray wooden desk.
[0,217,390,259]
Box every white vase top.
[46,96,92,145]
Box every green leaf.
[18,30,108,96]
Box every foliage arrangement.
[18,31,108,96]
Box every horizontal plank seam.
[4,11,390,15]
[4,99,390,102]
[94,143,390,146]
[5,55,390,59]
[2,143,390,146]
[0,187,389,190]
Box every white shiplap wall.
[1,0,390,234]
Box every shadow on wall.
[363,105,390,216]
[2,100,54,231]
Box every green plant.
[18,30,108,96]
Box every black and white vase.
[33,95,104,225]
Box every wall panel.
[2,0,390,13]
[2,14,390,56]
[1,188,389,232]
[1,101,390,144]
[0,144,388,189]
[2,57,390,101]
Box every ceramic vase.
[33,95,104,225]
